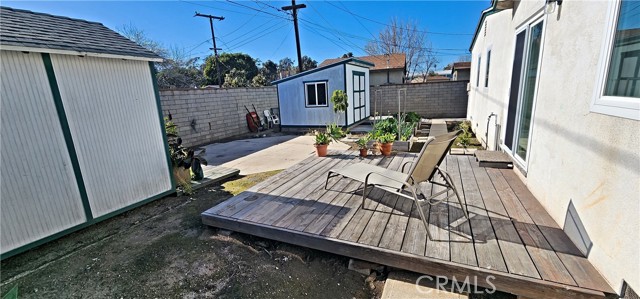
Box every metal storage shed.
[0,7,174,258]
[272,58,373,128]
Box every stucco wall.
[370,69,404,86]
[159,87,278,147]
[276,64,345,127]
[371,81,469,118]
[468,1,640,293]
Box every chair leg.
[325,172,334,190]
[415,199,433,241]
[438,168,470,219]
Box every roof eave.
[469,0,508,52]
[272,57,372,85]
[0,44,163,62]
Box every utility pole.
[282,0,306,73]
[195,12,224,86]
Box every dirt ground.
[0,172,382,299]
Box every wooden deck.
[201,151,614,299]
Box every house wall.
[468,1,640,293]
[159,87,278,147]
[370,69,404,86]
[345,63,371,125]
[371,81,469,118]
[277,64,345,127]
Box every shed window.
[305,82,328,107]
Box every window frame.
[304,80,329,108]
[591,0,640,120]
[476,55,482,87]
[485,48,492,88]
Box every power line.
[272,26,294,56]
[226,22,289,51]
[326,2,474,36]
[225,0,290,20]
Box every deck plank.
[424,157,450,261]
[251,151,357,225]
[229,153,339,220]
[205,153,322,217]
[469,160,541,279]
[487,169,577,286]
[446,156,478,267]
[302,155,388,235]
[358,153,416,247]
[458,156,508,272]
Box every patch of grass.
[222,170,283,196]
[452,136,483,149]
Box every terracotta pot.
[359,148,368,158]
[380,142,393,156]
[315,144,328,157]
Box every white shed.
[0,7,174,258]
[272,58,373,128]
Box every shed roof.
[272,57,374,85]
[0,6,162,61]
[319,53,406,71]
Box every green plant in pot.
[356,135,370,158]
[314,130,331,157]
[165,117,207,194]
[376,132,396,156]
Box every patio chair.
[325,130,467,240]
[264,109,280,128]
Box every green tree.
[278,57,295,78]
[260,60,278,82]
[251,73,269,87]
[222,68,249,88]
[203,52,258,86]
[301,55,318,71]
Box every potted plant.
[314,130,331,157]
[356,135,370,157]
[376,133,396,156]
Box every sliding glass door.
[507,19,544,165]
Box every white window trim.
[476,54,482,88]
[304,81,328,107]
[484,46,493,90]
[509,15,547,170]
[591,0,640,120]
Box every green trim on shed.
[41,53,94,222]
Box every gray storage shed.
[272,58,373,128]
[0,7,174,258]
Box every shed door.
[352,71,366,123]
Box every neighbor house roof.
[0,6,162,61]
[319,53,406,71]
[451,62,471,72]
[272,57,374,85]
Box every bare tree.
[364,17,438,80]
[117,23,167,58]
[456,54,472,62]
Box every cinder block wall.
[159,87,278,147]
[370,81,469,118]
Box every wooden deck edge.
[201,212,608,299]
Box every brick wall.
[159,87,278,147]
[370,81,469,118]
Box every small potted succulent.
[356,135,370,158]
[376,133,396,156]
[314,130,331,157]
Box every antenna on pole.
[195,12,224,87]
[281,0,306,73]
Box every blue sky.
[4,1,489,69]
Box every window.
[485,50,492,87]
[592,0,640,120]
[305,81,327,107]
[476,56,482,87]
